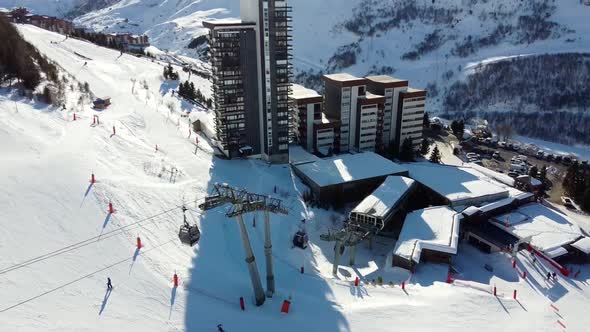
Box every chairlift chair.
[293,230,308,249]
[178,206,200,246]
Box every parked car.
[498,141,506,148]
[466,152,480,159]
[492,151,501,160]
[563,156,572,165]
[561,196,576,209]
[547,154,555,162]
[536,151,545,159]
[507,172,519,178]
[510,163,528,174]
[554,155,562,163]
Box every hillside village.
[1,1,590,332]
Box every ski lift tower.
[198,183,288,306]
[320,217,386,275]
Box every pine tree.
[562,162,580,198]
[399,138,415,161]
[529,165,539,178]
[420,138,430,156]
[539,165,547,182]
[423,112,430,129]
[190,82,196,100]
[429,146,441,163]
[583,187,590,213]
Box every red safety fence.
[529,246,570,277]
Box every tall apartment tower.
[365,75,409,149]
[396,88,426,151]
[204,0,292,163]
[323,73,385,153]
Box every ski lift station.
[291,151,408,203]
[291,156,590,273]
[391,206,461,271]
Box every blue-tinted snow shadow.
[98,289,112,316]
[129,248,140,275]
[159,80,179,96]
[102,213,112,229]
[169,286,177,319]
[184,158,349,331]
[80,183,93,207]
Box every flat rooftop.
[362,92,385,100]
[294,152,407,187]
[290,84,322,100]
[202,19,255,29]
[407,163,511,207]
[351,176,415,218]
[323,73,363,82]
[366,75,408,84]
[406,87,426,93]
[393,206,461,264]
[288,145,320,166]
[489,203,583,251]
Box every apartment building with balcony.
[290,84,339,155]
[365,75,410,149]
[397,88,427,151]
[204,0,292,163]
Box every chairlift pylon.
[179,205,200,246]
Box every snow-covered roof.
[294,152,407,187]
[290,84,321,100]
[405,87,425,93]
[362,92,384,100]
[469,163,515,187]
[479,197,515,214]
[288,145,320,165]
[351,176,415,219]
[489,203,582,251]
[544,246,568,259]
[365,75,407,84]
[462,206,481,217]
[323,73,363,82]
[571,237,590,254]
[407,163,510,206]
[393,206,461,264]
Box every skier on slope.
[107,277,113,291]
[217,324,225,332]
[546,272,551,281]
[552,272,557,281]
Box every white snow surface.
[351,176,414,218]
[293,152,407,187]
[392,206,460,264]
[407,163,511,207]
[2,24,590,332]
[489,203,583,251]
[571,237,590,255]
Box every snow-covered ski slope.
[2,24,590,332]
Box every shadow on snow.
[184,157,349,331]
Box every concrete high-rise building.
[396,88,426,151]
[365,75,409,149]
[290,84,340,155]
[204,0,292,163]
[323,73,385,153]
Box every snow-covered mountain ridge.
[3,0,590,144]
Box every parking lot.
[457,138,588,204]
